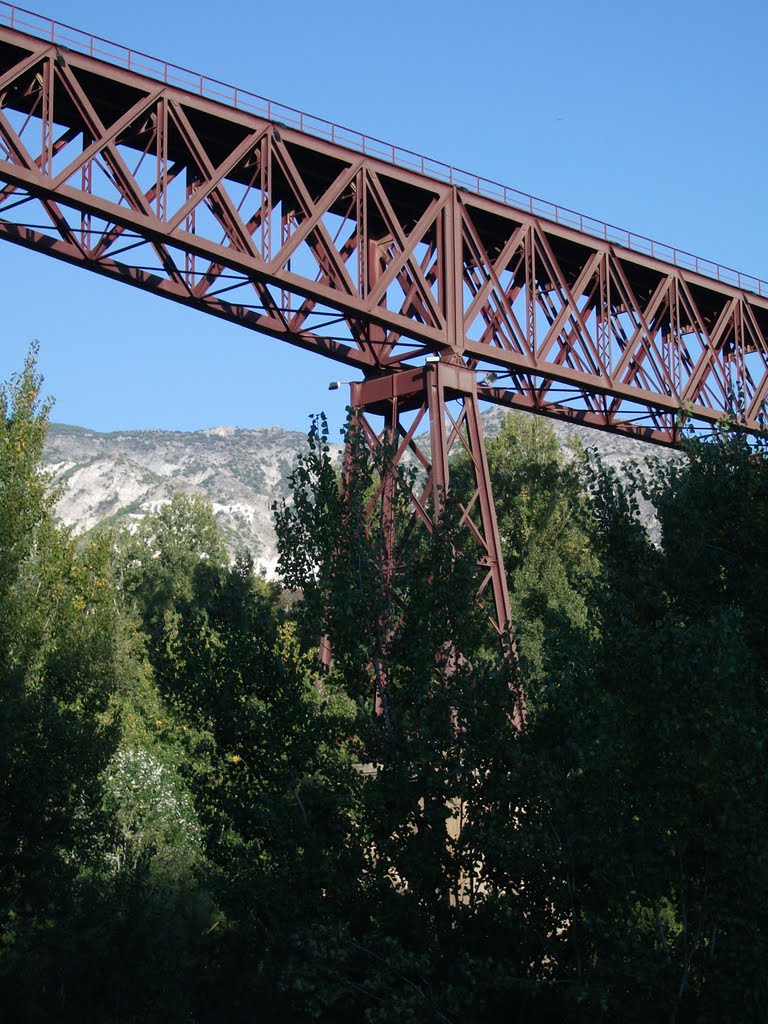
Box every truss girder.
[1,25,768,443]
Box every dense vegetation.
[1,349,767,1022]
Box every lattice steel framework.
[1,6,768,635]
[350,362,510,636]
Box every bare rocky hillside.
[42,423,334,575]
[43,413,677,575]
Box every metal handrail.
[1,1,765,299]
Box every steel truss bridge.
[1,3,766,640]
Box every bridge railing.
[1,1,766,300]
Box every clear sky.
[1,0,766,436]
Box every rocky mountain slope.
[43,413,675,575]
[43,423,327,575]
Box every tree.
[273,414,532,1023]
[470,413,600,688]
[117,488,363,1022]
[0,348,144,1018]
[273,410,768,1022]
[494,424,768,1022]
[5,348,765,1021]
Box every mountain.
[43,422,333,576]
[43,414,677,574]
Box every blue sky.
[1,0,766,435]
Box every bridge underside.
[1,18,768,449]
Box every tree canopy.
[1,352,766,1023]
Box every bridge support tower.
[346,360,511,639]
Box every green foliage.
[457,413,601,688]
[3,347,767,1023]
[0,342,54,598]
[501,423,768,1022]
[116,489,228,610]
[273,411,768,1022]
[273,414,528,1022]
[0,348,150,1019]
[101,744,203,877]
[0,349,113,882]
[115,483,363,1022]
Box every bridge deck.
[1,1,763,298]
[0,2,766,444]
